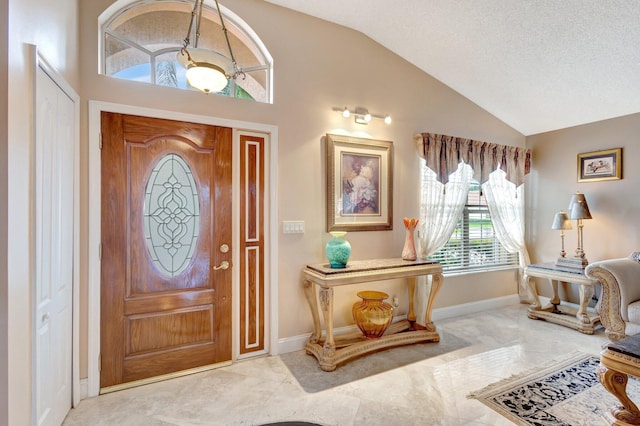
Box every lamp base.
[555,256,589,270]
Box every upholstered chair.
[586,253,640,341]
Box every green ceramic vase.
[325,231,351,268]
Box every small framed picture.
[577,148,622,182]
[325,134,393,232]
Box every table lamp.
[557,191,592,269]
[551,211,572,265]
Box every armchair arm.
[586,257,640,341]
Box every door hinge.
[98,353,102,372]
[99,132,103,150]
[99,243,102,260]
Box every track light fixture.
[333,106,392,125]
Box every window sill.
[442,265,520,278]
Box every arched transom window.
[101,0,273,102]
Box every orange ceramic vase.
[352,290,394,338]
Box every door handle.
[213,260,230,271]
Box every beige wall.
[6,0,79,423]
[76,0,525,377]
[525,113,640,298]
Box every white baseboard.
[276,334,313,355]
[431,294,520,321]
[276,294,520,355]
[79,378,88,401]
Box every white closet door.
[35,64,74,426]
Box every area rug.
[468,351,640,426]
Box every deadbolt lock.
[220,244,229,253]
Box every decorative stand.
[302,258,443,371]
[525,263,600,334]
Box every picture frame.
[326,134,393,232]
[577,148,622,182]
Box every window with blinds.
[428,182,519,272]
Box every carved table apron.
[302,258,443,371]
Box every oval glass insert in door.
[143,153,200,277]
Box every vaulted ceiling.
[265,0,640,136]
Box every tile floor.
[63,304,609,425]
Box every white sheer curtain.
[414,162,472,325]
[483,169,531,301]
[417,163,473,258]
[482,169,530,268]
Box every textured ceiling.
[264,0,640,135]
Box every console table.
[302,258,443,371]
[525,263,600,334]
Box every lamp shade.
[177,48,233,94]
[570,202,592,220]
[186,63,228,93]
[551,211,572,230]
[568,192,592,220]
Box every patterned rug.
[468,351,640,426]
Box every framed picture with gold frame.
[326,134,393,232]
[577,148,622,182]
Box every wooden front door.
[100,112,232,389]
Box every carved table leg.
[407,276,416,323]
[318,287,335,357]
[597,362,640,425]
[550,279,561,313]
[302,279,321,343]
[525,273,542,312]
[423,273,443,332]
[577,283,595,324]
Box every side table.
[597,334,640,425]
[525,262,600,334]
[302,258,443,371]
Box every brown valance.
[414,133,531,187]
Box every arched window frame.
[98,0,274,103]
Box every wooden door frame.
[87,101,278,398]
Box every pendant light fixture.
[177,0,245,94]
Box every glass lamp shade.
[551,211,572,230]
[568,192,592,220]
[186,64,228,93]
[177,48,233,93]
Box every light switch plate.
[283,220,305,234]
